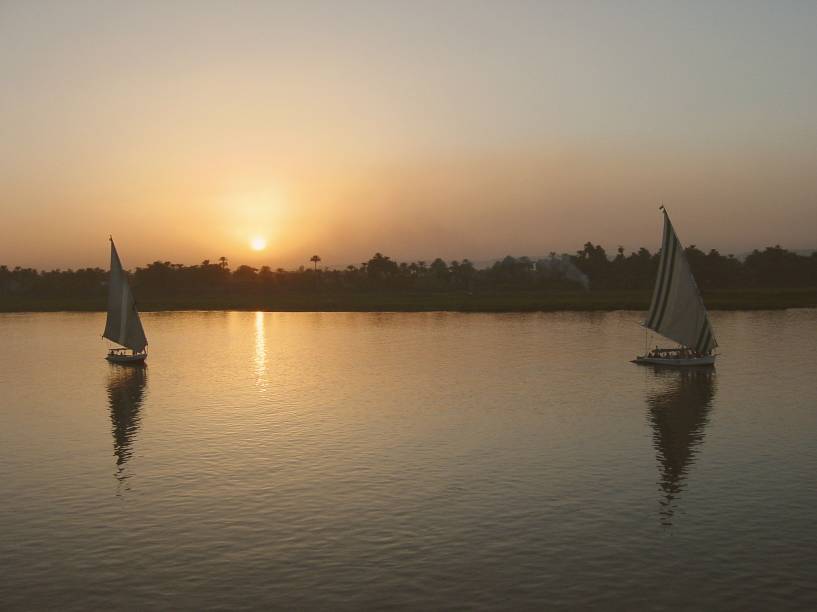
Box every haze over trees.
[1,244,815,301]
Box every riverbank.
[1,288,815,312]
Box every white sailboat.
[103,238,148,364]
[633,207,717,367]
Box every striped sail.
[103,240,148,353]
[644,210,716,354]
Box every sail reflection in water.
[645,368,716,525]
[107,365,148,482]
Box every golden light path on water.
[254,311,267,389]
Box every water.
[1,310,816,610]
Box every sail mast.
[643,208,717,354]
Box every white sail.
[103,240,148,353]
[644,209,717,354]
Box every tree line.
[1,244,815,300]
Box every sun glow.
[250,236,267,251]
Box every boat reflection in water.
[645,367,716,525]
[107,365,148,485]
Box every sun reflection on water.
[254,311,267,388]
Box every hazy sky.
[2,0,816,270]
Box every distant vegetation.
[1,244,815,311]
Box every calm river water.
[1,310,816,610]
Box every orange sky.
[2,1,816,270]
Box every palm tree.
[310,255,321,271]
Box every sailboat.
[633,207,717,366]
[103,238,148,364]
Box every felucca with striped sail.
[103,238,148,364]
[633,207,717,367]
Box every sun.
[249,236,267,251]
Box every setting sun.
[249,236,267,251]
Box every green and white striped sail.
[644,210,717,354]
[103,239,148,353]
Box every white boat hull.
[632,355,715,367]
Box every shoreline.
[1,288,815,313]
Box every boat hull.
[632,355,715,367]
[106,352,147,365]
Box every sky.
[2,0,816,270]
